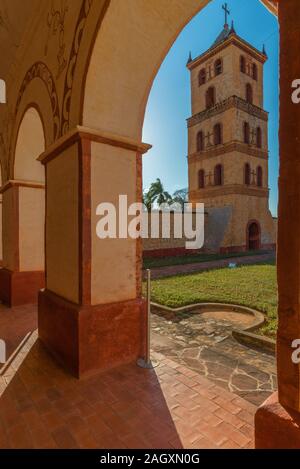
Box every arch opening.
[246,83,253,104]
[40,0,280,401]
[244,163,251,186]
[14,107,45,184]
[199,68,206,86]
[0,106,46,306]
[247,221,261,251]
[206,86,216,109]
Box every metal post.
[145,268,151,364]
[137,269,159,369]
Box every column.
[38,127,150,378]
[0,194,2,264]
[0,181,45,306]
[255,0,300,448]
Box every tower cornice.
[188,141,269,163]
[189,185,269,200]
[187,95,268,128]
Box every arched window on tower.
[198,68,206,86]
[256,127,262,148]
[214,58,223,76]
[213,123,223,145]
[206,86,216,109]
[196,131,204,152]
[246,83,253,104]
[243,122,250,144]
[244,163,251,185]
[252,63,258,81]
[214,164,223,186]
[257,166,263,187]
[240,56,246,73]
[198,169,205,189]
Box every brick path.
[145,252,275,279]
[0,304,256,449]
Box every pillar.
[255,0,300,448]
[38,127,150,378]
[0,180,45,306]
[0,194,2,264]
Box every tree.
[142,190,153,212]
[172,188,188,209]
[145,178,172,208]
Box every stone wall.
[143,211,207,256]
[143,205,276,257]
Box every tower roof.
[187,19,267,70]
[212,25,231,47]
[211,2,233,47]
[212,22,235,48]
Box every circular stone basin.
[200,310,255,328]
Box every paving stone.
[151,305,276,406]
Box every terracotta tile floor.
[0,305,256,449]
[0,303,38,367]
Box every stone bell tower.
[186,5,276,252]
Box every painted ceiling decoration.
[0,0,278,82]
[0,0,42,80]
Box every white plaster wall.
[91,141,137,305]
[19,186,45,272]
[46,144,79,303]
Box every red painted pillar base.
[255,392,300,449]
[0,268,45,307]
[38,289,147,378]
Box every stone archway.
[38,0,217,379]
[36,0,300,448]
[0,106,45,306]
[39,0,278,374]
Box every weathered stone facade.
[187,22,276,252]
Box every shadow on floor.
[0,303,255,449]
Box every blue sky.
[142,0,279,216]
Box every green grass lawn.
[143,249,271,270]
[148,262,277,338]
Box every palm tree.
[142,190,153,212]
[172,188,188,209]
[145,178,172,208]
